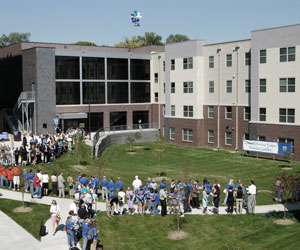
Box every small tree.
[73,133,85,165]
[182,160,191,183]
[154,134,165,177]
[126,136,135,152]
[94,155,105,180]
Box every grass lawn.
[96,211,300,250]
[22,142,300,205]
[0,198,50,240]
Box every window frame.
[183,57,193,69]
[208,130,214,143]
[280,46,296,62]
[182,129,193,142]
[245,80,251,93]
[171,105,176,117]
[244,107,251,121]
[279,78,295,93]
[171,59,175,70]
[154,92,158,102]
[226,54,232,67]
[209,81,214,93]
[279,108,295,123]
[225,106,232,120]
[171,82,175,93]
[245,52,251,66]
[183,105,193,118]
[154,73,158,83]
[260,50,267,64]
[226,80,232,93]
[260,79,267,93]
[209,56,214,68]
[183,81,193,93]
[208,106,214,119]
[170,127,175,140]
[259,108,266,122]
[225,132,232,146]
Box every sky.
[0,0,300,46]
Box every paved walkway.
[1,188,300,250]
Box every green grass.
[0,199,50,240]
[21,142,300,205]
[95,211,300,250]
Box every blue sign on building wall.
[278,143,292,156]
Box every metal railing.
[18,91,35,108]
[92,122,158,156]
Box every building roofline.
[204,38,251,47]
[252,23,300,33]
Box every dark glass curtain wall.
[107,82,128,103]
[83,82,105,104]
[82,57,105,79]
[56,82,80,105]
[130,82,150,103]
[107,58,128,80]
[55,56,79,79]
[131,59,150,80]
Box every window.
[279,108,295,123]
[108,58,128,80]
[155,92,158,102]
[208,130,214,143]
[226,54,232,67]
[183,82,193,93]
[107,82,128,104]
[209,81,214,93]
[183,57,193,69]
[245,80,251,93]
[226,80,232,93]
[171,82,175,93]
[56,82,80,105]
[225,106,232,119]
[279,78,295,92]
[244,107,251,121]
[83,82,105,104]
[259,108,266,121]
[280,47,296,62]
[208,106,214,119]
[130,82,150,103]
[170,127,175,140]
[163,61,165,71]
[171,105,175,116]
[163,83,166,93]
[260,50,266,64]
[130,59,150,80]
[154,73,158,83]
[182,129,193,142]
[278,138,294,153]
[209,56,214,68]
[260,79,267,93]
[55,56,79,79]
[171,59,175,70]
[258,136,266,141]
[183,106,193,117]
[244,133,249,140]
[82,57,104,80]
[225,132,232,145]
[245,52,251,66]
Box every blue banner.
[278,142,292,156]
[0,133,9,140]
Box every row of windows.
[208,78,296,94]
[209,52,251,69]
[55,56,150,80]
[207,106,250,121]
[168,57,193,71]
[168,105,194,117]
[259,108,295,123]
[260,47,296,64]
[56,82,150,105]
[169,128,193,142]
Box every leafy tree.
[166,34,190,44]
[73,133,85,165]
[126,136,135,152]
[154,133,165,176]
[0,32,30,47]
[72,41,97,46]
[115,35,144,48]
[137,32,164,46]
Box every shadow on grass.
[262,209,300,223]
[143,147,151,151]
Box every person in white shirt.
[37,169,43,187]
[118,188,126,216]
[132,176,142,193]
[42,171,49,196]
[69,200,78,215]
[247,180,257,214]
[50,200,60,235]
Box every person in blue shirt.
[28,169,35,195]
[82,218,91,250]
[177,187,185,217]
[94,177,99,192]
[77,174,82,183]
[23,169,29,192]
[159,178,167,190]
[176,180,184,191]
[169,188,177,214]
[65,216,75,248]
[143,184,150,211]
[80,174,89,186]
[101,176,109,200]
[187,179,193,192]
[145,178,151,187]
[108,178,115,197]
[116,177,124,192]
[151,190,160,216]
[136,185,145,214]
[203,178,213,206]
[147,188,155,214]
[89,220,99,250]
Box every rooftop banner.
[243,140,278,155]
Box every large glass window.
[82,57,104,79]
[131,82,150,103]
[133,111,149,128]
[107,58,128,80]
[107,82,128,103]
[88,112,103,132]
[56,82,80,105]
[131,59,150,80]
[83,82,105,104]
[55,56,79,79]
[110,112,127,130]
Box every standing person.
[223,179,235,205]
[116,177,124,193]
[132,176,142,195]
[65,216,75,249]
[236,180,247,208]
[23,169,29,192]
[274,178,282,202]
[58,172,65,198]
[51,172,58,196]
[108,178,115,197]
[247,180,257,214]
[159,187,168,217]
[89,220,99,250]
[151,189,159,216]
[118,187,126,216]
[32,173,42,199]
[183,183,191,213]
[227,186,234,215]
[82,218,91,250]
[177,187,185,217]
[236,186,244,214]
[67,173,75,198]
[202,186,208,214]
[42,171,49,196]
[212,185,221,215]
[28,169,35,195]
[136,185,145,214]
[203,179,213,206]
[0,165,4,187]
[101,176,109,200]
[191,182,199,209]
[169,188,177,214]
[14,147,19,165]
[11,165,21,191]
[126,186,134,215]
[50,200,60,235]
